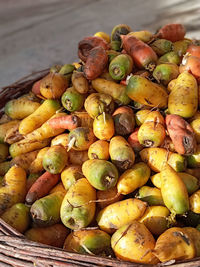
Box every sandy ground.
[1,0,200,87]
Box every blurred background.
[0,0,200,87]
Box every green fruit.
[30,191,65,226]
[43,145,68,174]
[61,87,84,112]
[82,159,119,190]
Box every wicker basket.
[0,70,200,267]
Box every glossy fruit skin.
[135,109,150,126]
[138,112,165,147]
[29,147,49,173]
[19,112,66,144]
[167,78,177,92]
[184,227,200,257]
[191,118,200,143]
[128,30,153,43]
[94,31,110,43]
[59,64,75,75]
[187,144,200,167]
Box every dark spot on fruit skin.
[82,128,90,142]
[68,217,76,227]
[72,115,81,126]
[144,140,154,147]
[112,223,132,248]
[173,231,190,245]
[0,194,12,213]
[109,222,117,230]
[144,98,153,105]
[102,174,115,188]
[91,153,98,159]
[182,136,195,154]
[112,159,133,171]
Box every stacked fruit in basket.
[1,23,200,264]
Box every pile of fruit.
[2,22,200,264]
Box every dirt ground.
[0,0,200,87]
